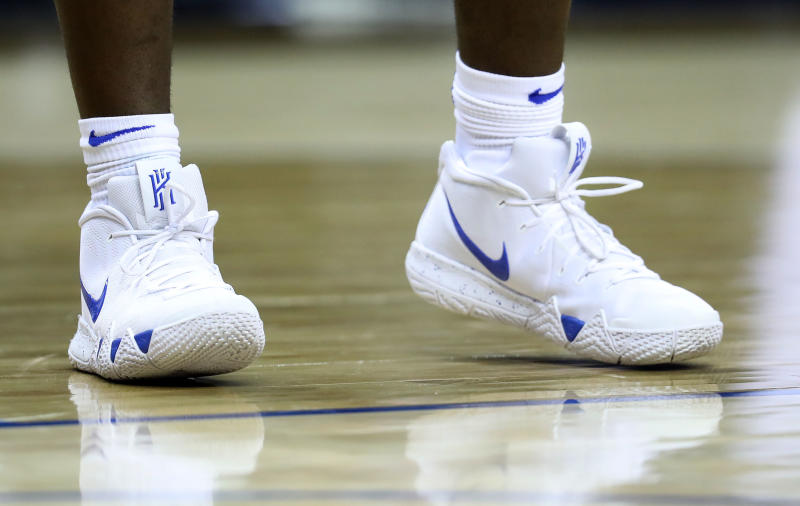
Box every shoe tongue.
[107,159,209,230]
[495,122,593,199]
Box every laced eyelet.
[107,234,113,242]
[497,200,506,207]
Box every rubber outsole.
[68,311,266,380]
[405,241,722,365]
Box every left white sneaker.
[406,123,723,365]
[68,159,265,380]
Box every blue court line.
[1,489,798,505]
[0,386,798,430]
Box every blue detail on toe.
[134,330,153,354]
[561,314,585,342]
[562,397,584,414]
[80,278,108,323]
[110,338,121,363]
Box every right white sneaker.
[68,158,265,380]
[406,123,723,365]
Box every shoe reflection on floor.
[406,392,723,505]
[68,374,264,505]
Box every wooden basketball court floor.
[2,34,800,505]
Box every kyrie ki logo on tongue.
[149,168,176,210]
[569,137,587,175]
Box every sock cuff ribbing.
[452,53,566,171]
[79,113,180,167]
[79,113,181,205]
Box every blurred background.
[0,0,799,168]
[3,0,800,33]
[2,6,800,500]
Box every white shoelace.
[502,176,659,285]
[109,182,227,295]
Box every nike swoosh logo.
[88,125,155,147]
[528,85,563,105]
[80,278,108,322]
[445,192,510,281]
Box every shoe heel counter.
[414,142,470,257]
[414,181,458,254]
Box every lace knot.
[111,182,220,293]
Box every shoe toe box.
[604,279,720,330]
[115,288,262,336]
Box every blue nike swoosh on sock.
[80,278,108,322]
[445,191,510,281]
[528,85,563,105]
[88,125,155,147]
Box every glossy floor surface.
[2,35,800,505]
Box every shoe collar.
[441,122,594,201]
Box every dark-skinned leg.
[54,0,179,205]
[455,0,571,77]
[54,0,173,118]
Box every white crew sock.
[79,113,181,205]
[453,52,565,172]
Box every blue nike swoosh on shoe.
[88,125,155,147]
[444,192,510,281]
[528,85,563,105]
[80,278,108,322]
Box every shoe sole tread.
[406,241,722,365]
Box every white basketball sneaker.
[69,159,266,380]
[406,123,723,365]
